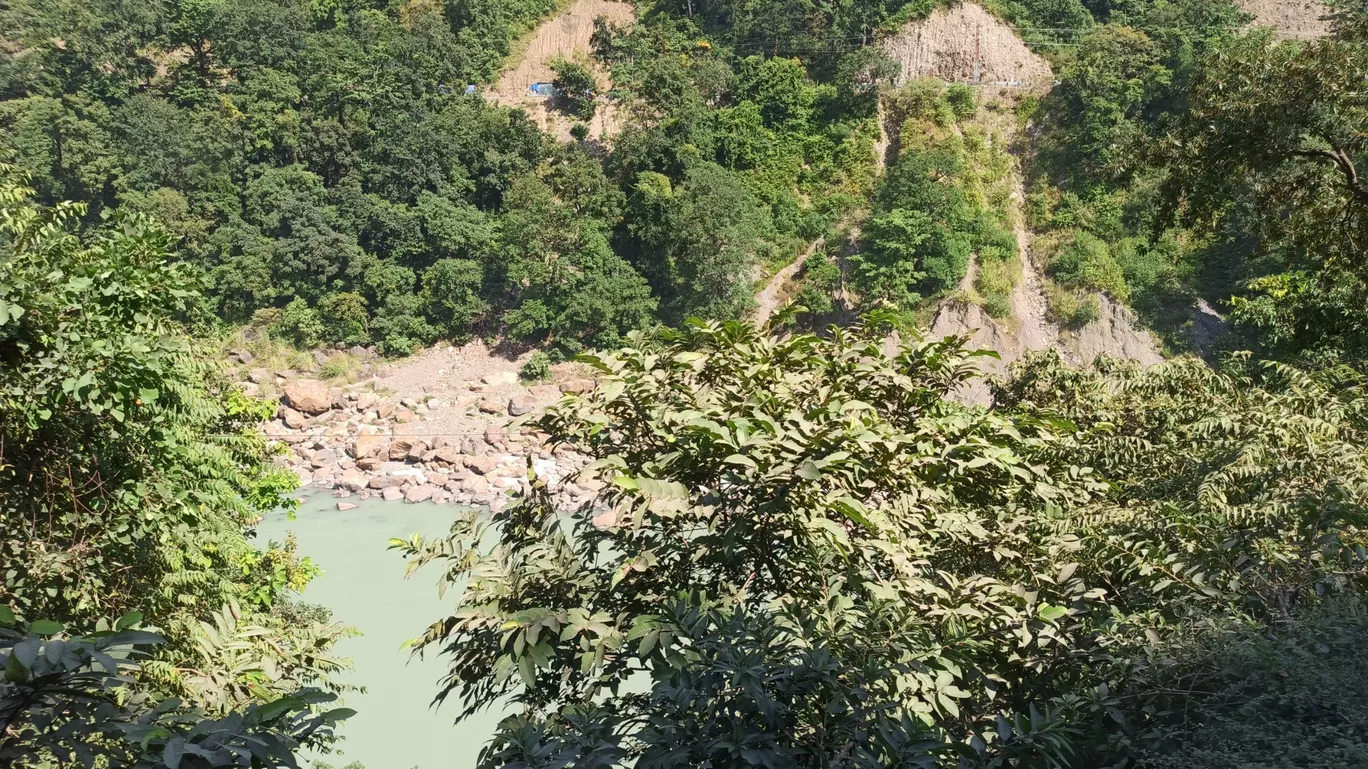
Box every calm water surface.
[258,494,502,769]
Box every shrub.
[1048,230,1129,301]
[519,351,553,382]
[570,122,590,141]
[317,292,369,345]
[273,298,324,349]
[1046,284,1102,328]
[946,82,977,119]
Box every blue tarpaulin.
[529,82,556,97]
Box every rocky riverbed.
[235,344,600,511]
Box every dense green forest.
[5,0,1368,767]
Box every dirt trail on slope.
[754,240,823,327]
[1238,0,1330,38]
[1007,198,1065,361]
[487,0,634,143]
[881,2,1053,86]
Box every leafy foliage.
[0,607,352,769]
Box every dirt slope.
[881,2,1052,86]
[487,0,634,142]
[754,240,823,327]
[1238,0,1330,38]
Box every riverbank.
[231,340,599,511]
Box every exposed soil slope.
[487,0,634,142]
[754,240,823,327]
[881,2,1052,86]
[1238,0,1330,38]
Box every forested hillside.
[6,0,1368,767]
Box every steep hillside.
[487,0,634,142]
[881,2,1052,86]
[1238,0,1330,38]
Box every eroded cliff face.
[881,1,1052,87]
[1237,0,1331,39]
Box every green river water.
[258,493,502,769]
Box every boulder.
[381,486,404,502]
[354,432,389,459]
[432,489,450,505]
[389,438,421,460]
[464,475,490,494]
[357,392,378,411]
[348,345,370,360]
[337,502,358,511]
[478,399,505,415]
[248,368,272,384]
[280,407,308,430]
[405,484,437,504]
[395,408,417,424]
[282,379,333,415]
[465,455,497,475]
[294,468,314,487]
[558,378,594,395]
[508,396,537,417]
[375,400,396,419]
[337,468,368,491]
[483,424,506,445]
[434,446,463,465]
[310,449,337,469]
[331,389,347,410]
[368,476,400,490]
[228,349,255,365]
[357,456,384,471]
[482,371,518,387]
[407,443,430,462]
[313,350,331,367]
[529,384,561,399]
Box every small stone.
[354,432,389,459]
[406,442,429,462]
[558,379,594,395]
[529,384,561,399]
[421,449,439,462]
[282,379,333,415]
[295,468,314,487]
[248,368,271,384]
[463,475,490,494]
[229,348,255,365]
[388,438,419,461]
[357,456,383,471]
[482,371,518,387]
[432,489,450,504]
[357,392,378,411]
[405,484,437,503]
[400,397,419,408]
[331,389,347,410]
[483,424,506,445]
[337,502,358,511]
[310,449,337,469]
[381,486,404,502]
[337,468,368,491]
[478,399,504,415]
[368,476,400,489]
[395,408,417,423]
[434,446,463,465]
[375,400,396,419]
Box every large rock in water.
[282,379,332,415]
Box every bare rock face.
[337,468,368,491]
[508,395,537,417]
[558,378,594,394]
[282,379,333,415]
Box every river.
[257,494,501,769]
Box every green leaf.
[30,619,63,635]
[1037,605,1068,622]
[0,605,14,626]
[115,611,143,631]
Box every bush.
[1046,284,1102,328]
[273,298,324,349]
[570,122,590,141]
[946,82,977,119]
[317,292,369,346]
[519,351,553,382]
[1048,230,1130,301]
